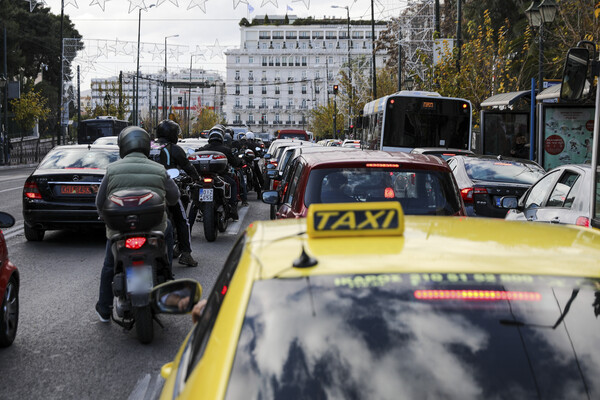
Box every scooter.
[101,186,172,344]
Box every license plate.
[126,265,153,294]
[60,184,97,195]
[199,188,214,202]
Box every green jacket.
[96,152,179,238]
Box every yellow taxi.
[152,202,600,399]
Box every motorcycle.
[240,149,262,200]
[101,182,173,344]
[188,150,232,242]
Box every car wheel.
[0,276,18,347]
[24,223,45,241]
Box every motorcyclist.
[198,126,241,220]
[95,126,179,322]
[243,131,265,189]
[226,128,248,207]
[154,119,200,267]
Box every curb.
[0,163,38,170]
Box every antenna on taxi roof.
[293,245,318,268]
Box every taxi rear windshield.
[304,167,462,215]
[464,158,545,184]
[226,273,600,399]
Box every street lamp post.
[136,4,156,127]
[331,5,352,133]
[525,0,557,94]
[164,34,179,120]
[104,93,111,114]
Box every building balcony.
[246,105,255,109]
[248,77,254,81]
[233,105,243,109]
[259,105,268,109]
[286,105,295,110]
[246,120,255,124]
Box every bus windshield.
[382,96,471,149]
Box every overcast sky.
[39,0,404,90]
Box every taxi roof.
[245,216,600,280]
[299,150,447,169]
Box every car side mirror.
[267,170,278,179]
[266,163,276,170]
[500,197,518,210]
[264,153,272,160]
[151,279,202,314]
[262,190,279,205]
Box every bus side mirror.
[560,47,589,102]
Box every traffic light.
[333,84,339,94]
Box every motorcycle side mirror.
[186,148,195,155]
[166,168,180,179]
[0,212,15,229]
[255,147,261,152]
[151,279,203,314]
[266,163,276,170]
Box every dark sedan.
[447,155,545,218]
[505,164,592,227]
[22,145,120,241]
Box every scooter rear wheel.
[134,305,154,344]
[203,202,217,242]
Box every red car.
[0,212,18,347]
[262,150,465,219]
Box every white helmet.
[245,131,255,140]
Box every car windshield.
[226,273,600,399]
[464,158,545,184]
[38,148,119,170]
[304,167,462,215]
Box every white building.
[224,15,388,133]
[90,69,224,124]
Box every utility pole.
[77,65,80,134]
[398,30,402,91]
[118,71,123,118]
[57,0,64,145]
[456,0,462,72]
[371,0,377,99]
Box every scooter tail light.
[138,193,153,205]
[203,177,213,183]
[110,196,124,206]
[125,237,146,249]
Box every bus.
[78,116,129,144]
[360,91,472,152]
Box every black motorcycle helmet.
[118,126,151,158]
[208,129,224,145]
[156,119,181,144]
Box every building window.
[315,56,320,64]
[235,56,240,64]
[261,99,267,108]
[248,98,254,107]
[235,98,240,107]
[235,113,240,123]
[262,85,267,94]
[299,31,309,39]
[301,84,307,94]
[275,113,280,122]
[235,85,240,95]
[249,114,254,122]
[261,113,267,123]
[261,42,267,49]
[248,85,253,94]
[301,70,307,79]
[275,57,280,66]
[295,56,300,66]
[269,56,274,66]
[248,70,254,81]
[328,56,334,64]
[262,56,267,66]
[282,57,287,67]
[275,85,280,95]
[288,85,293,95]
[273,31,283,39]
[315,85,320,94]
[301,56,307,66]
[315,71,320,79]
[259,31,270,39]
[275,99,280,108]
[249,56,254,64]
[235,70,240,80]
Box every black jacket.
[155,138,200,180]
[198,143,241,168]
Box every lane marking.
[127,373,151,400]
[0,186,22,193]
[3,220,24,241]
[226,205,249,235]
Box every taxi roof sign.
[307,202,404,238]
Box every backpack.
[149,141,173,168]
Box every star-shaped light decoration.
[232,0,248,9]
[95,40,110,58]
[169,45,183,61]
[79,50,99,73]
[292,0,309,10]
[24,0,45,12]
[187,0,207,11]
[207,39,225,59]
[63,0,79,9]
[149,44,164,61]
[118,41,134,56]
[191,46,206,62]
[128,0,148,13]
[89,0,110,11]
[156,0,179,6]
[261,0,277,6]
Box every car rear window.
[279,133,308,140]
[464,159,544,184]
[38,148,119,170]
[304,167,462,215]
[226,273,600,399]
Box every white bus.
[360,90,473,152]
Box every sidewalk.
[0,162,39,170]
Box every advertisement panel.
[543,106,595,170]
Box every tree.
[308,102,343,139]
[192,108,223,134]
[11,89,51,134]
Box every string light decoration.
[186,0,208,12]
[207,38,225,59]
[89,0,110,11]
[232,0,248,9]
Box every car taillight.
[125,237,146,249]
[415,290,541,301]
[24,180,42,199]
[384,187,394,199]
[576,216,590,227]
[188,155,197,161]
[460,187,487,203]
[366,163,399,168]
